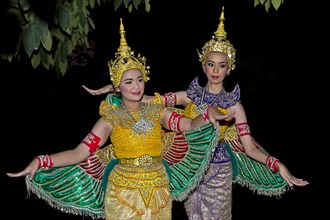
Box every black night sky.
[1,0,324,219]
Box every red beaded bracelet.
[236,122,251,137]
[35,154,53,169]
[266,156,280,173]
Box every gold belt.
[119,155,162,166]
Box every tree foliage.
[1,0,282,77]
[254,0,284,12]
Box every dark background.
[1,0,324,219]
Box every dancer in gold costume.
[7,19,235,219]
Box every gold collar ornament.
[198,6,236,70]
[108,18,150,88]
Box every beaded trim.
[119,155,162,166]
[186,77,240,111]
[162,92,177,107]
[100,101,162,137]
[236,122,251,137]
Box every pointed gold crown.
[108,18,150,88]
[198,6,236,70]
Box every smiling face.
[203,52,230,86]
[118,68,145,107]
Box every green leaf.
[79,13,86,28]
[89,0,96,9]
[41,28,52,51]
[87,16,95,30]
[71,14,80,27]
[52,28,65,41]
[145,0,151,12]
[60,42,68,63]
[1,54,13,62]
[114,0,123,11]
[31,54,41,69]
[71,32,78,47]
[67,40,74,56]
[132,0,141,9]
[54,42,68,76]
[40,47,53,70]
[265,0,271,12]
[19,0,30,11]
[254,0,261,7]
[84,22,89,34]
[31,21,41,50]
[34,16,49,50]
[23,24,36,57]
[271,0,283,10]
[78,0,84,8]
[123,0,130,8]
[59,59,68,76]
[78,23,84,34]
[57,4,72,33]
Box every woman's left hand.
[82,84,114,96]
[277,162,309,187]
[208,107,235,128]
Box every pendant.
[196,103,208,115]
[132,117,153,134]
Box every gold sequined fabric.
[99,99,164,158]
[100,95,171,219]
[105,163,171,219]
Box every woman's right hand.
[82,84,114,96]
[7,158,39,180]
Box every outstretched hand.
[82,84,114,96]
[7,158,39,180]
[208,107,235,128]
[277,162,309,187]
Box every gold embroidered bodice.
[99,93,164,159]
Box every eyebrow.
[122,76,143,82]
[122,78,132,82]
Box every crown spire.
[117,18,131,56]
[214,6,227,38]
[108,18,150,88]
[198,6,236,70]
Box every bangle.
[82,131,101,155]
[168,111,184,133]
[35,155,53,169]
[266,156,280,173]
[236,122,251,136]
[162,92,177,107]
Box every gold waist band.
[119,155,162,166]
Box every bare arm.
[161,107,235,132]
[7,118,112,180]
[229,102,309,187]
[167,91,191,106]
[82,84,114,95]
[82,84,191,106]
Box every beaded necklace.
[121,103,153,134]
[196,87,223,114]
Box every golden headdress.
[198,6,236,70]
[108,18,150,88]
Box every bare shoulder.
[142,95,155,103]
[174,90,190,106]
[235,102,243,108]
